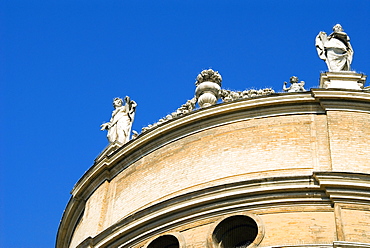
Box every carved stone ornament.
[315,24,354,72]
[141,97,196,133]
[140,69,275,135]
[195,69,222,86]
[220,88,275,102]
[283,76,306,92]
[195,69,222,108]
[101,96,137,144]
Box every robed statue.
[101,96,137,144]
[315,24,353,72]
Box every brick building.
[57,71,370,248]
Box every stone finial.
[140,69,276,134]
[283,76,306,92]
[315,24,353,72]
[195,69,222,86]
[195,69,222,108]
[101,96,137,144]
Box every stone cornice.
[314,172,370,204]
[72,92,321,199]
[311,89,370,113]
[72,90,370,200]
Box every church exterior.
[57,26,370,247]
[56,71,370,248]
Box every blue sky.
[1,1,370,247]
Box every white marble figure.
[101,96,137,144]
[315,24,353,72]
[283,76,306,92]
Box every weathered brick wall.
[327,111,370,173]
[339,204,370,243]
[260,211,336,246]
[105,114,329,229]
[68,109,370,248]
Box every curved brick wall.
[57,89,370,248]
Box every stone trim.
[252,241,370,247]
[333,241,370,248]
[313,172,370,204]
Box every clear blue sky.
[1,1,370,247]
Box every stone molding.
[333,241,370,248]
[313,172,370,204]
[263,243,370,248]
[64,172,370,248]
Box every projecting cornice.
[312,89,370,113]
[71,89,370,201]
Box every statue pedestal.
[319,72,367,90]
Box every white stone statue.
[283,76,306,92]
[101,96,137,144]
[315,24,353,72]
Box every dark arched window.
[147,235,179,248]
[212,215,258,248]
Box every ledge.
[72,89,370,200]
[71,92,321,199]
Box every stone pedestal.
[320,71,367,90]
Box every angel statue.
[315,24,353,72]
[283,76,306,92]
[101,96,137,144]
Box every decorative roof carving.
[195,69,222,86]
[137,69,277,135]
[220,88,275,102]
[140,87,275,134]
[141,97,197,133]
[283,76,306,92]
